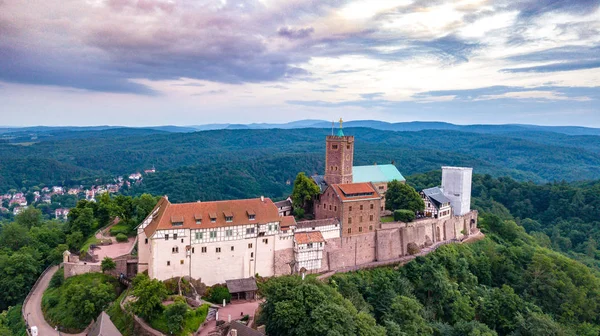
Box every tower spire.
[337,117,344,137]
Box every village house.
[55,208,70,220]
[274,198,293,217]
[129,172,142,180]
[52,186,64,194]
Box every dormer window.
[194,214,202,225]
[247,210,256,221]
[209,212,217,223]
[170,215,184,226]
[224,210,233,222]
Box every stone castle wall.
[308,211,478,273]
[63,262,102,279]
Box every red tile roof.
[294,231,325,245]
[331,183,380,202]
[143,196,280,237]
[280,216,297,228]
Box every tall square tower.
[324,120,354,185]
[441,166,472,216]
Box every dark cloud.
[277,26,315,39]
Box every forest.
[258,213,600,336]
[2,127,600,194]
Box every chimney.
[260,195,265,202]
[164,195,169,201]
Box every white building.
[441,166,473,216]
[137,196,297,285]
[420,187,452,219]
[293,231,325,272]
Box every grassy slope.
[149,303,210,336]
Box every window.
[201,247,207,253]
[347,144,350,149]
[216,247,221,253]
[165,234,169,241]
[181,238,184,243]
[360,205,363,210]
[370,214,374,221]
[332,144,338,149]
[167,261,170,266]
[308,243,313,248]
[196,219,202,224]
[250,252,254,258]
[144,238,148,244]
[246,228,255,234]
[173,234,178,240]
[329,205,332,210]
[248,243,253,249]
[211,218,216,223]
[263,238,269,244]
[369,225,373,231]
[268,224,272,231]
[334,206,337,211]
[359,227,363,232]
[359,216,363,223]
[192,247,195,253]
[348,217,352,224]
[172,246,179,253]
[226,229,233,237]
[378,186,384,190]
[347,228,352,234]
[370,204,374,210]
[180,260,184,265]
[210,231,217,238]
[231,246,235,251]
[381,206,384,211]
[225,216,233,222]
[349,206,353,212]
[195,232,203,240]
[323,203,327,209]
[275,224,278,230]
[249,214,256,220]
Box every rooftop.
[422,187,451,208]
[294,231,325,245]
[330,182,380,202]
[87,312,122,336]
[226,277,258,294]
[352,164,405,183]
[142,196,281,237]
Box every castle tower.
[441,166,472,216]
[324,118,354,185]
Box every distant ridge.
[3,120,600,136]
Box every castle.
[137,121,478,285]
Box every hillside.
[2,127,600,196]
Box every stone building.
[314,182,381,236]
[352,164,405,212]
[323,121,354,185]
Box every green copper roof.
[352,164,405,183]
[337,128,344,137]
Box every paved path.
[23,265,86,336]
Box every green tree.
[65,282,115,323]
[0,222,30,251]
[101,257,116,273]
[131,274,168,320]
[66,231,84,251]
[164,300,188,334]
[291,172,320,215]
[394,209,416,222]
[383,295,432,336]
[385,180,425,213]
[15,207,43,228]
[355,311,386,336]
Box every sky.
[0,0,599,127]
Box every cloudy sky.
[1,0,599,126]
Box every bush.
[110,224,130,236]
[116,233,128,243]
[407,242,421,255]
[204,284,231,304]
[394,210,416,223]
[49,268,64,289]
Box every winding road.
[22,265,86,336]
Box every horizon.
[1,0,599,126]
[2,119,600,129]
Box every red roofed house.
[293,231,325,272]
[137,196,297,285]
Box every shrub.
[116,233,128,243]
[204,284,231,304]
[407,242,421,255]
[110,225,130,236]
[49,268,64,289]
[101,257,116,273]
[394,209,416,223]
[164,301,188,334]
[164,277,180,295]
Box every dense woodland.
[3,127,600,196]
[258,214,600,336]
